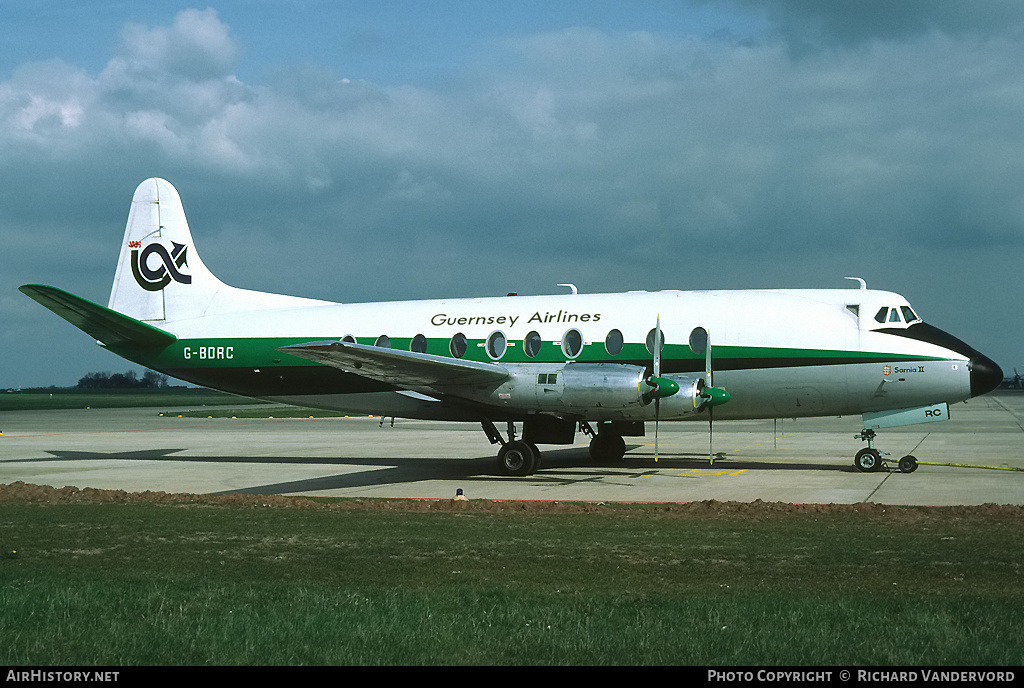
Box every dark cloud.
[720,0,1024,49]
[2,7,1022,386]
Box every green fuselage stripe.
[107,335,945,385]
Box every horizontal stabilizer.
[20,284,177,348]
[279,340,509,392]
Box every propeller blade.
[709,405,715,466]
[654,315,661,462]
[705,329,712,389]
[707,330,714,465]
[654,315,662,379]
[689,326,730,465]
[654,397,660,462]
[646,315,663,462]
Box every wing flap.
[20,284,177,348]
[279,340,509,392]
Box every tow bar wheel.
[898,455,919,473]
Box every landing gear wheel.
[854,448,882,473]
[898,455,919,474]
[497,441,537,476]
[527,443,541,473]
[589,433,626,462]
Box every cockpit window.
[873,305,919,327]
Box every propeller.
[643,321,729,465]
[705,330,714,465]
[689,327,730,465]
[644,316,679,462]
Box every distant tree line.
[76,370,169,390]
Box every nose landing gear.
[853,429,918,473]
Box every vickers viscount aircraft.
[21,178,1003,476]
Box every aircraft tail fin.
[108,178,227,322]
[108,178,324,323]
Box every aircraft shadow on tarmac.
[10,445,854,496]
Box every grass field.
[1,491,1021,666]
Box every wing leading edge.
[279,340,510,394]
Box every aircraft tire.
[854,448,882,473]
[589,433,626,462]
[527,444,541,474]
[497,441,536,477]
[898,455,918,473]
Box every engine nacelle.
[562,363,650,412]
[481,363,707,420]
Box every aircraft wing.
[279,340,510,392]
[19,284,177,348]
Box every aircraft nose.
[970,352,1003,398]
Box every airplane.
[20,178,1004,477]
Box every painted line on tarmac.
[642,468,748,479]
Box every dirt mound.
[2,481,1021,519]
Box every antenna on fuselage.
[557,284,578,295]
[845,277,867,290]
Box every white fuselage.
[146,287,976,422]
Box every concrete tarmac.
[1,393,1022,505]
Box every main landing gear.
[853,429,919,474]
[497,441,541,476]
[483,420,541,476]
[581,422,627,462]
[482,419,629,476]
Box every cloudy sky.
[2,0,1022,388]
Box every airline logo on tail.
[130,241,192,291]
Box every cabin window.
[410,334,427,353]
[449,333,468,358]
[374,335,391,348]
[341,335,356,343]
[562,328,583,358]
[523,331,542,358]
[645,327,666,356]
[605,329,624,356]
[486,331,507,360]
